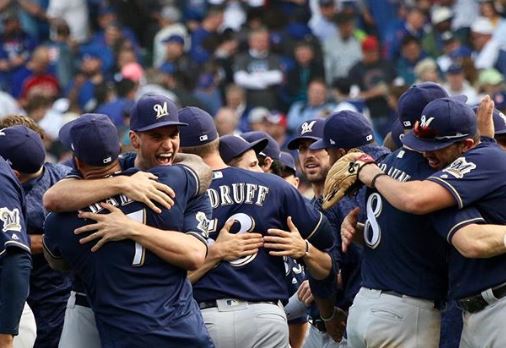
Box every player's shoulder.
[44,162,72,178]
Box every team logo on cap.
[442,157,476,179]
[153,102,169,119]
[419,115,435,129]
[0,128,6,136]
[301,121,316,135]
[0,207,21,232]
[499,112,506,126]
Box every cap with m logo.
[130,94,187,132]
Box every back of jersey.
[193,167,325,304]
[44,165,200,343]
[361,148,448,301]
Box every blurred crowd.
[1,0,506,178]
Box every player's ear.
[262,156,273,172]
[129,130,140,150]
[462,138,475,152]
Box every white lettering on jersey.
[207,184,270,208]
[442,157,476,179]
[0,207,21,232]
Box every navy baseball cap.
[162,34,184,45]
[0,125,45,173]
[218,135,267,163]
[391,118,405,149]
[178,107,218,147]
[286,119,325,150]
[310,111,374,150]
[280,151,296,172]
[241,131,281,160]
[59,113,121,166]
[471,104,506,136]
[130,94,186,132]
[402,97,476,152]
[398,82,449,129]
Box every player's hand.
[296,280,314,306]
[341,207,360,253]
[264,216,306,259]
[215,219,264,261]
[75,203,139,252]
[477,95,495,138]
[0,333,14,348]
[323,307,347,343]
[120,172,175,213]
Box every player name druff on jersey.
[207,182,270,209]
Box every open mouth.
[156,153,173,165]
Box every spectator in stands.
[215,107,240,136]
[436,31,472,72]
[414,57,440,83]
[153,6,188,68]
[349,35,396,139]
[263,110,288,148]
[47,18,74,89]
[46,0,89,43]
[322,12,362,84]
[396,35,426,85]
[385,6,426,60]
[471,16,501,70]
[443,63,478,104]
[247,106,269,132]
[189,5,224,65]
[287,79,335,134]
[233,27,283,109]
[422,6,454,58]
[193,69,222,116]
[309,0,338,42]
[285,41,325,105]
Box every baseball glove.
[322,150,375,209]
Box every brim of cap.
[133,121,188,132]
[401,132,466,152]
[287,136,320,150]
[308,138,330,150]
[250,138,268,154]
[495,129,506,135]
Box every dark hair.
[181,138,219,158]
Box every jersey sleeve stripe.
[0,241,31,256]
[447,217,485,242]
[305,212,323,242]
[181,165,200,197]
[427,177,464,209]
[42,237,63,260]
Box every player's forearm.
[43,177,126,212]
[173,153,212,194]
[188,245,223,283]
[302,243,332,280]
[131,225,207,270]
[29,234,43,254]
[453,224,506,258]
[359,165,453,214]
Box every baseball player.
[0,120,72,348]
[42,96,213,348]
[241,131,283,175]
[347,95,506,347]
[0,152,34,348]
[43,114,213,347]
[219,137,308,348]
[177,106,337,348]
[218,134,267,172]
[278,152,299,189]
[296,112,389,347]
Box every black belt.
[198,299,277,310]
[458,283,506,313]
[75,293,91,308]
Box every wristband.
[321,306,338,322]
[503,232,506,248]
[371,172,387,189]
[305,240,310,255]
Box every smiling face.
[297,139,330,184]
[130,125,180,170]
[422,140,472,170]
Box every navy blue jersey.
[430,207,491,299]
[23,162,72,348]
[361,148,448,300]
[193,167,335,303]
[428,140,506,297]
[0,156,29,256]
[43,165,210,346]
[23,163,72,302]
